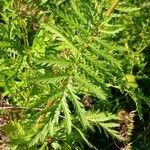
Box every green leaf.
[44,23,79,57]
[0,41,11,48]
[73,126,95,149]
[85,111,119,138]
[61,92,72,134]
[37,75,69,84]
[75,75,107,100]
[67,83,88,127]
[89,44,122,70]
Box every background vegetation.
[0,0,150,149]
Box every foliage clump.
[0,0,150,149]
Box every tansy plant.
[0,0,150,149]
